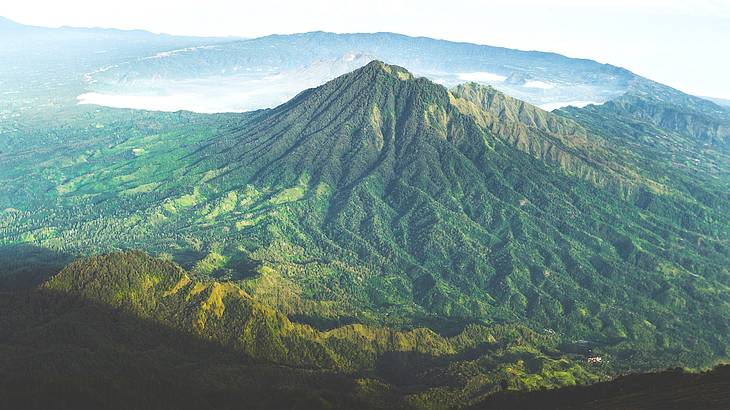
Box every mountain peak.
[223,57,458,190]
[359,60,415,81]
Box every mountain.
[79,52,378,113]
[448,82,633,193]
[567,83,730,146]
[702,96,730,108]
[3,61,729,381]
[0,16,229,115]
[558,83,730,219]
[0,16,222,65]
[3,12,730,409]
[0,16,218,48]
[0,266,380,410]
[0,16,23,31]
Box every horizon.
[1,0,729,100]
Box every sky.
[2,0,730,99]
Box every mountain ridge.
[81,30,636,111]
[32,250,602,406]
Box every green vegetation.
[0,283,390,410]
[2,61,730,407]
[7,250,598,408]
[3,250,727,409]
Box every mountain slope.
[448,82,635,194]
[0,284,386,410]
[4,251,727,409]
[451,81,730,238]
[571,84,730,147]
[559,83,730,237]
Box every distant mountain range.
[3,16,728,114]
[0,16,222,55]
[703,96,730,108]
[83,30,636,112]
[0,16,231,111]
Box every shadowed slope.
[472,365,730,410]
[0,289,381,410]
[3,251,727,409]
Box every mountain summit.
[202,60,482,189]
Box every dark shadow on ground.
[0,288,387,410]
[470,364,730,410]
[0,244,72,289]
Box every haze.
[2,0,730,100]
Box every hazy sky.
[3,0,730,99]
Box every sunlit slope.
[1,250,728,408]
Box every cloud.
[524,81,554,90]
[456,72,507,83]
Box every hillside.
[448,82,632,193]
[3,251,728,409]
[0,282,380,410]
[2,251,602,409]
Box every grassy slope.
[0,289,387,410]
